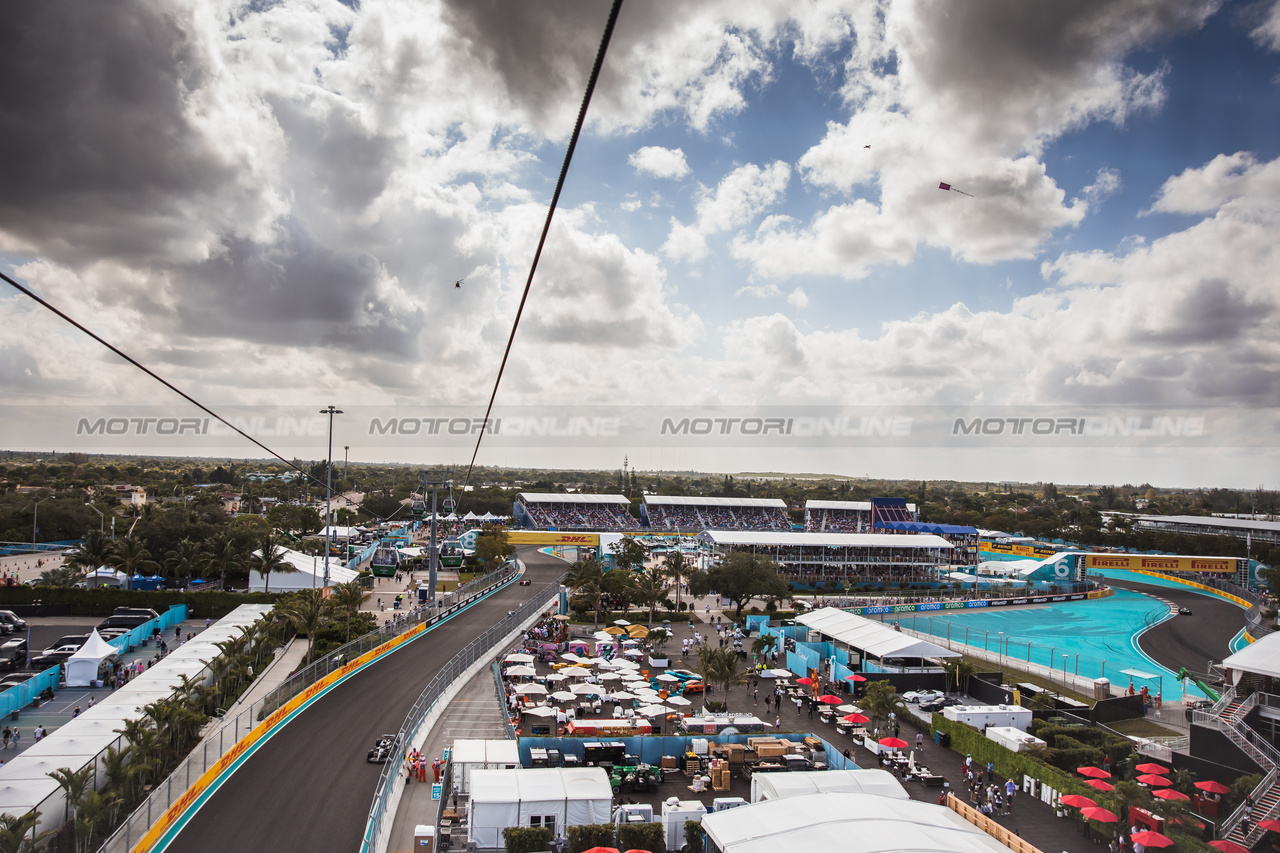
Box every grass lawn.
[1107,718,1182,738]
[961,654,1098,707]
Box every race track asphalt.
[165,547,564,853]
[1107,576,1247,676]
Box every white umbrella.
[545,673,568,682]
[593,632,616,642]
[523,706,558,718]
[571,683,604,696]
[656,673,680,683]
[837,704,860,714]
[551,691,577,702]
[634,690,662,701]
[622,639,641,646]
[515,683,547,695]
[620,672,646,681]
[504,653,534,663]
[560,653,584,663]
[598,672,622,682]
[559,666,591,677]
[636,703,672,716]
[908,750,917,776]
[666,695,692,706]
[614,619,632,626]
[609,659,640,670]
[610,691,637,701]
[765,669,793,678]
[623,649,645,657]
[504,664,537,677]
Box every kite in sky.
[938,182,974,197]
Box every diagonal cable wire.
[459,0,624,501]
[0,268,389,520]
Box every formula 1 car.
[367,734,398,763]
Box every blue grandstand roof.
[875,521,979,536]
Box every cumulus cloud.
[1252,0,1280,51]
[663,161,790,262]
[1145,152,1280,215]
[629,146,691,179]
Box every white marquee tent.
[64,630,119,687]
[450,739,521,796]
[749,769,909,804]
[246,546,360,591]
[468,768,612,849]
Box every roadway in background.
[165,546,564,853]
[1106,576,1246,676]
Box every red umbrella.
[817,694,842,705]
[1081,807,1118,823]
[1152,789,1190,802]
[796,677,814,686]
[1084,779,1115,792]
[582,848,621,853]
[1208,842,1250,853]
[1130,831,1174,848]
[1135,763,1170,775]
[1060,794,1097,809]
[1259,819,1280,833]
[842,713,870,724]
[1138,774,1172,787]
[844,674,867,682]
[1077,766,1112,779]
[1194,780,1230,794]
[879,737,909,749]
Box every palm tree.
[201,531,247,590]
[565,558,605,626]
[860,679,907,732]
[252,533,296,594]
[74,790,120,853]
[47,766,93,828]
[632,572,665,625]
[702,648,749,711]
[661,550,688,612]
[279,589,327,665]
[0,810,51,853]
[326,580,367,644]
[113,536,159,590]
[751,634,778,665]
[64,529,115,577]
[163,538,202,588]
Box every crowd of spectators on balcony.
[519,501,639,529]
[805,509,873,533]
[647,504,790,531]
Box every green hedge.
[931,713,1094,802]
[619,821,666,853]
[0,586,282,618]
[567,824,615,853]
[502,826,553,853]
[685,820,705,853]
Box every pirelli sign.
[1085,554,1239,574]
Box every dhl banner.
[1084,554,1238,574]
[508,531,600,546]
[979,541,1059,559]
[135,575,516,853]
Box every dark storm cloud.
[269,96,395,212]
[0,1,234,262]
[176,219,424,357]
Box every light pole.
[84,502,104,534]
[33,496,54,544]
[320,405,344,588]
[343,446,349,482]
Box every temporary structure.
[64,631,119,688]
[449,739,520,797]
[468,768,612,849]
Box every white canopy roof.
[469,767,612,804]
[701,792,1014,853]
[1223,633,1280,680]
[797,607,959,660]
[645,495,786,508]
[518,492,629,505]
[698,531,953,549]
[450,739,520,767]
[806,500,917,512]
[751,769,909,803]
[64,629,119,687]
[247,546,359,591]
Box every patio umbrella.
[515,683,548,695]
[559,653,584,663]
[626,625,649,638]
[623,649,645,657]
[1152,789,1190,802]
[559,666,592,677]
[551,691,577,702]
[636,703,672,716]
[1259,820,1280,832]
[1135,763,1170,775]
[844,674,867,682]
[581,847,620,853]
[1137,774,1172,787]
[614,620,631,626]
[879,737,908,750]
[1060,795,1096,809]
[545,673,568,682]
[1194,780,1230,794]
[610,691,637,701]
[571,683,604,696]
[598,672,622,681]
[551,614,569,621]
[843,713,870,724]
[667,695,692,706]
[604,626,627,635]
[796,677,814,686]
[504,653,534,663]
[656,673,680,682]
[1080,807,1118,823]
[1084,780,1114,792]
[1130,832,1174,848]
[817,695,842,705]
[1208,842,1250,853]
[1077,766,1111,779]
[503,664,536,676]
[522,706,558,717]
[610,659,640,670]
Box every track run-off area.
[159,547,565,853]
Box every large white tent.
[701,792,1015,853]
[468,768,612,850]
[797,607,959,662]
[64,630,119,687]
[749,769,909,804]
[1222,632,1280,682]
[246,545,360,591]
[450,739,521,796]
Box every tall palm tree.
[279,589,327,665]
[565,558,605,626]
[326,580,367,644]
[64,529,115,577]
[632,572,665,626]
[751,633,778,665]
[702,648,749,711]
[47,766,93,828]
[0,810,51,853]
[163,538,202,588]
[201,531,248,590]
[661,550,689,612]
[252,533,296,594]
[74,789,120,853]
[112,536,159,590]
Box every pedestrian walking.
[987,761,994,783]
[916,732,924,750]
[10,729,18,750]
[2,728,9,749]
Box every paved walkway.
[387,665,510,853]
[202,636,310,738]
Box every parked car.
[44,634,89,656]
[0,611,28,635]
[31,645,81,668]
[902,690,944,704]
[97,614,152,640]
[0,639,28,672]
[112,607,160,621]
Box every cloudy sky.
[1,0,1278,486]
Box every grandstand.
[641,495,791,531]
[804,499,919,533]
[697,530,953,580]
[512,493,638,530]
[876,521,980,565]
